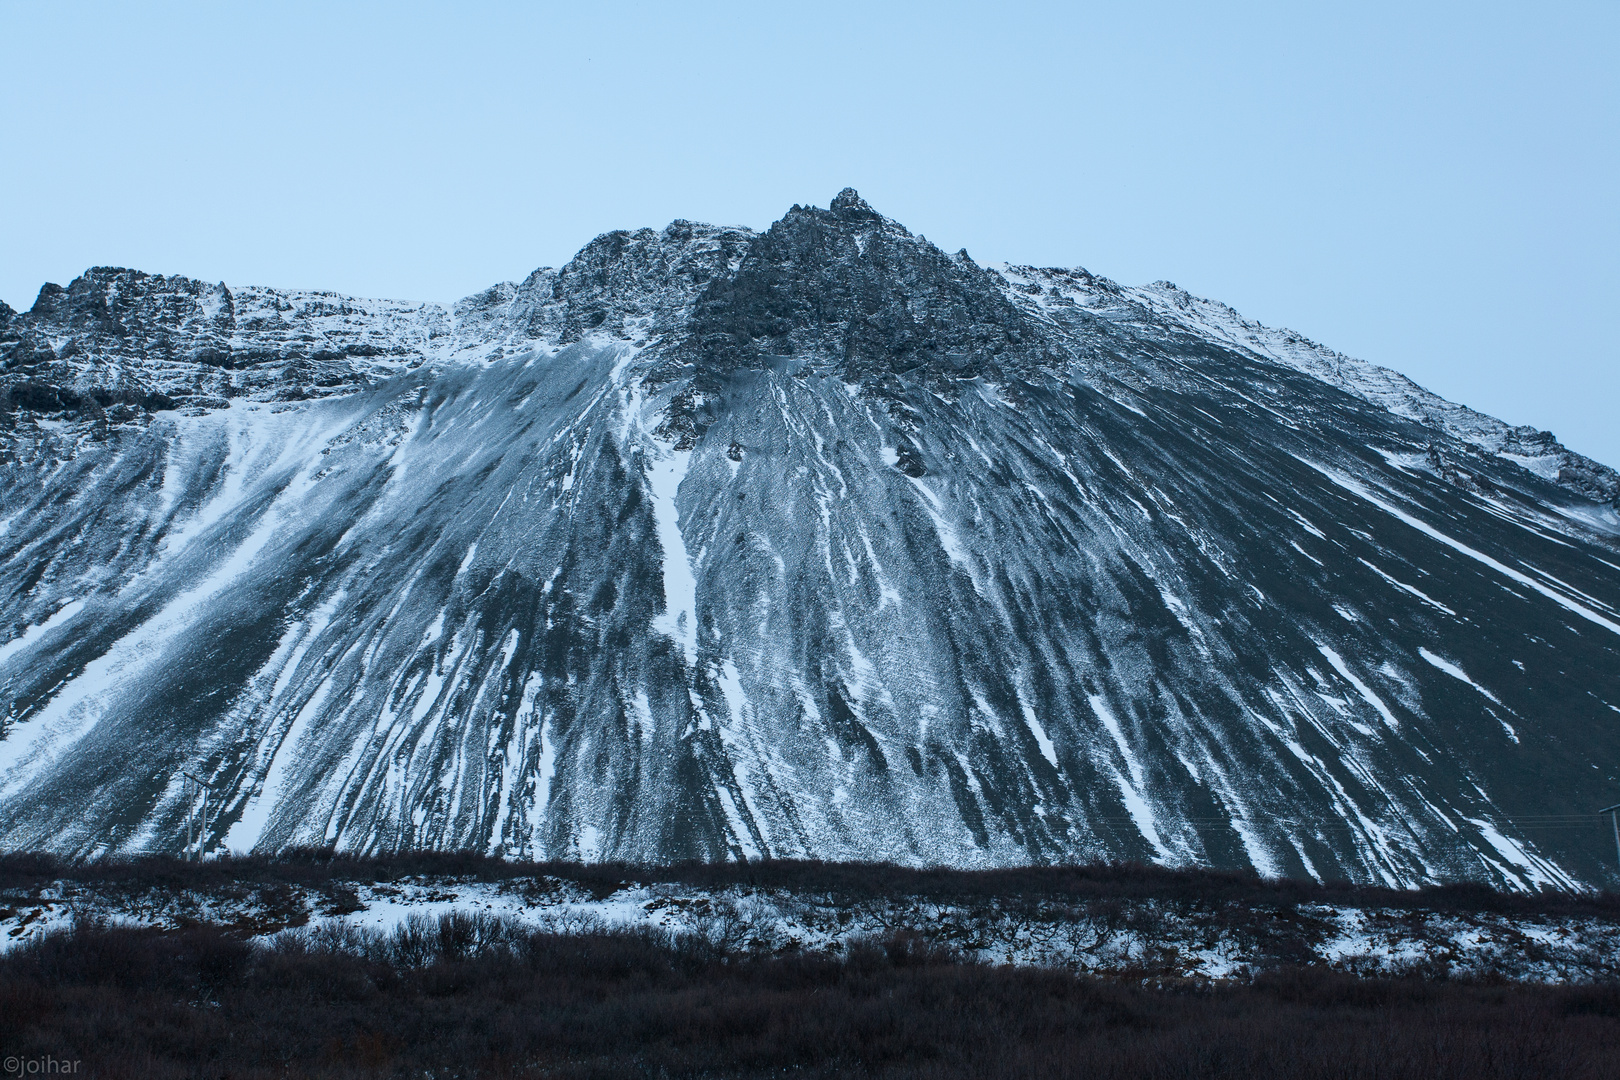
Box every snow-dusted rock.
[1,191,1617,889]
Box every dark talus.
[1,192,1617,889]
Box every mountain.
[2,190,1618,888]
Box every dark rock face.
[454,221,756,351]
[0,267,450,420]
[1,192,1618,888]
[677,191,1060,387]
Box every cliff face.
[0,220,762,425]
[1,191,1617,888]
[0,267,446,414]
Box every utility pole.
[1600,803,1620,872]
[182,772,216,861]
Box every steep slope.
[1022,270,1620,507]
[1,192,1617,888]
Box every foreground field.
[4,856,1620,1077]
[5,915,1620,1079]
[5,854,1620,981]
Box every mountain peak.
[2,198,1619,887]
[830,187,880,220]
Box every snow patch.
[1316,644,1400,731]
[1020,703,1058,767]
[647,446,698,665]
[0,600,85,668]
[1419,648,1506,707]
[1090,695,1173,862]
[1304,460,1620,638]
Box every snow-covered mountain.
[2,190,1618,888]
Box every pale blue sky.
[3,1,1615,466]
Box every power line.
[1600,803,1620,869]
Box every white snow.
[1465,817,1579,891]
[224,674,336,852]
[1418,648,1506,707]
[647,446,698,665]
[714,784,762,860]
[1090,694,1174,862]
[629,690,655,743]
[529,714,557,851]
[0,482,302,798]
[12,874,1615,984]
[224,592,346,851]
[1316,644,1400,731]
[0,600,85,668]
[1229,816,1281,877]
[906,474,974,577]
[1356,558,1458,616]
[1305,460,1620,639]
[1020,702,1059,767]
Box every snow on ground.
[5,875,1618,983]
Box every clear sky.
[3,1,1615,466]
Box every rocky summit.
[1,191,1618,887]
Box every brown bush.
[1,916,1618,1078]
[5,851,1619,919]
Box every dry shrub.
[1,917,1618,1078]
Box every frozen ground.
[4,871,1618,984]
